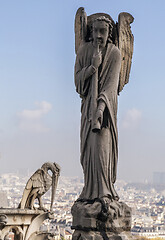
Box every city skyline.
[0,1,164,182]
[0,172,165,239]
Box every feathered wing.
[18,169,44,209]
[30,169,44,189]
[75,9,134,92]
[117,12,134,94]
[75,7,87,54]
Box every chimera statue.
[19,162,60,211]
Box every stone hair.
[94,16,113,30]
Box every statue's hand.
[92,51,102,69]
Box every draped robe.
[75,42,121,200]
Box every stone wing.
[117,12,134,94]
[26,169,44,189]
[75,7,87,54]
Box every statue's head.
[41,162,60,175]
[92,16,113,48]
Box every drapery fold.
[75,42,121,200]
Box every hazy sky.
[0,0,164,183]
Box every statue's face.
[93,20,109,48]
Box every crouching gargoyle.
[18,162,60,211]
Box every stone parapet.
[0,208,54,240]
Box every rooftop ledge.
[0,208,44,215]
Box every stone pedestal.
[72,231,134,240]
[0,208,54,240]
[71,198,132,240]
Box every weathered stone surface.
[74,5,134,205]
[18,162,60,211]
[72,230,134,240]
[72,230,104,240]
[72,200,131,233]
[0,207,55,240]
[29,232,55,240]
[0,214,8,226]
[72,230,127,240]
[0,162,61,240]
[72,7,134,238]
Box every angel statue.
[72,7,134,236]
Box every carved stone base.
[72,230,134,240]
[0,208,54,240]
[71,198,131,235]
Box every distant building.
[153,172,165,185]
[0,191,8,208]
